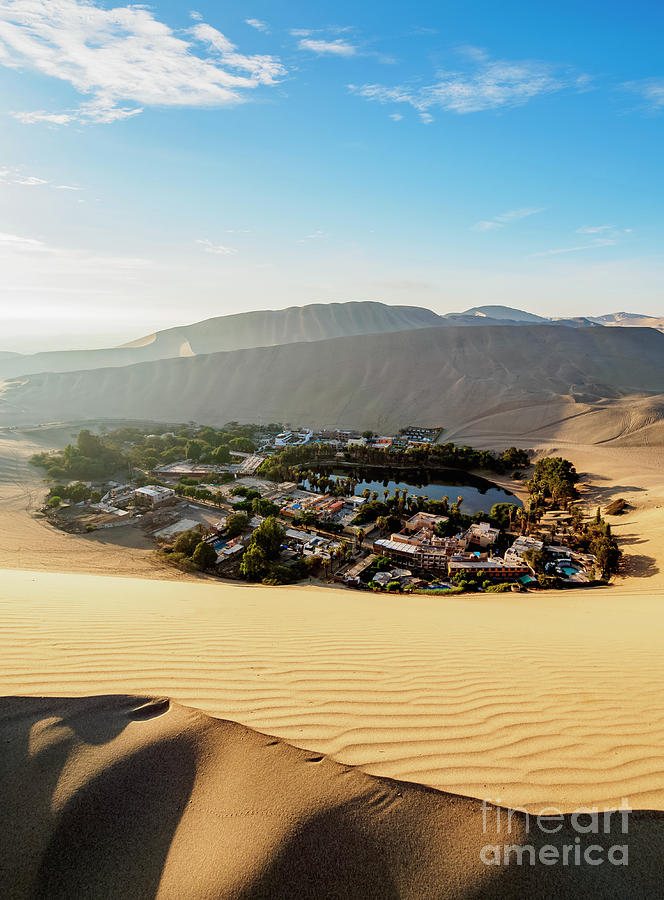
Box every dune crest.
[1,693,663,899]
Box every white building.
[466,522,500,548]
[505,535,544,563]
[134,485,175,508]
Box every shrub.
[48,495,61,508]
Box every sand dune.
[3,324,664,438]
[0,301,442,379]
[3,567,664,817]
[2,693,663,899]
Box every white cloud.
[474,207,544,230]
[12,175,48,185]
[245,18,269,33]
[389,112,403,121]
[349,50,587,120]
[0,164,85,192]
[537,224,630,255]
[0,230,150,270]
[0,0,286,126]
[538,239,617,255]
[0,166,49,186]
[474,220,504,231]
[298,229,326,243]
[623,78,664,112]
[196,239,238,255]
[495,207,545,223]
[0,231,49,251]
[298,38,357,57]
[576,224,616,234]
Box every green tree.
[173,528,201,556]
[251,516,285,559]
[185,440,204,461]
[240,544,267,580]
[225,513,249,538]
[211,444,231,464]
[48,495,61,508]
[591,533,621,579]
[523,548,547,574]
[229,436,256,453]
[192,541,217,571]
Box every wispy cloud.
[0,164,83,192]
[245,18,270,34]
[298,229,326,243]
[196,239,238,255]
[0,0,286,126]
[0,231,149,272]
[0,231,49,251]
[298,38,357,57]
[623,78,664,112]
[0,167,49,186]
[349,47,589,121]
[539,239,618,255]
[537,224,631,255]
[474,207,545,230]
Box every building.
[505,535,544,563]
[236,454,265,476]
[373,538,448,572]
[466,522,500,548]
[134,485,176,508]
[404,512,449,533]
[448,556,530,580]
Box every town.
[30,422,621,593]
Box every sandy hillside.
[3,324,664,434]
[2,694,663,899]
[3,567,664,816]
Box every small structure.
[404,512,449,533]
[135,485,175,508]
[448,556,529,580]
[466,522,500,548]
[505,535,544,562]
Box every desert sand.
[2,424,664,894]
[2,694,663,899]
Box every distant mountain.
[591,312,656,324]
[448,305,547,323]
[0,301,443,379]
[3,324,664,445]
[588,312,664,332]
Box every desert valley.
[2,301,664,895]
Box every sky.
[0,0,662,352]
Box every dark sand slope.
[3,324,664,436]
[1,696,662,899]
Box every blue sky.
[0,0,662,350]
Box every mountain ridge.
[3,323,664,443]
